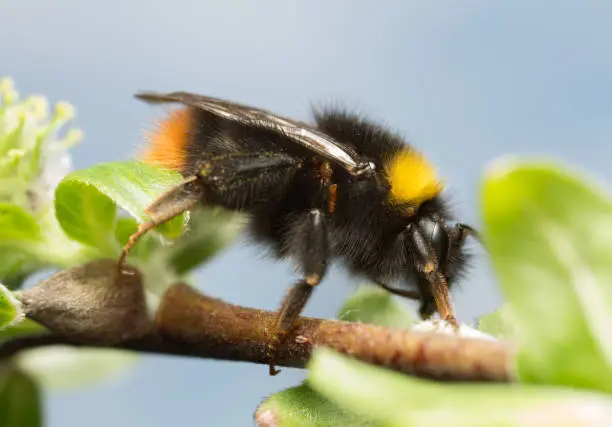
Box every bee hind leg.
[120,152,300,269]
[268,208,329,376]
[118,176,203,270]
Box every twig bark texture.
[2,260,516,383]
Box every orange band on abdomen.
[140,107,192,171]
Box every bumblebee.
[119,91,479,375]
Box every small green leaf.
[0,283,24,331]
[0,204,41,243]
[55,161,186,252]
[17,346,138,390]
[0,319,45,340]
[338,285,415,328]
[0,368,42,427]
[54,177,117,250]
[0,246,45,289]
[256,383,378,427]
[166,207,243,275]
[481,159,612,392]
[115,217,138,244]
[477,304,516,340]
[308,348,612,427]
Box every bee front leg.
[268,209,329,376]
[375,281,422,301]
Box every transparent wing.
[135,91,374,176]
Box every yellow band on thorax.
[384,149,443,205]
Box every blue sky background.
[2,1,612,426]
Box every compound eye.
[419,218,450,263]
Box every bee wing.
[135,91,372,176]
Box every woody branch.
[1,259,514,383]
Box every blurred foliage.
[256,383,377,427]
[2,77,612,426]
[0,367,42,427]
[482,160,612,393]
[305,348,612,427]
[17,347,140,390]
[337,284,416,328]
[476,303,515,340]
[0,282,24,331]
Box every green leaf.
[54,176,117,250]
[481,159,612,392]
[0,283,24,331]
[55,161,186,253]
[308,348,612,427]
[166,207,243,275]
[256,384,378,427]
[0,246,45,289]
[338,285,415,328]
[0,367,42,427]
[477,304,517,340]
[0,203,41,243]
[0,318,45,340]
[17,346,138,390]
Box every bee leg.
[268,209,329,376]
[118,177,203,270]
[375,281,422,301]
[408,224,459,329]
[120,152,300,269]
[454,223,481,245]
[416,223,480,327]
[414,284,438,320]
[429,272,459,329]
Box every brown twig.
[2,260,516,383]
